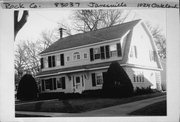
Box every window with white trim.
[133,72,144,82]
[84,53,88,59]
[110,44,117,57]
[67,56,70,61]
[130,46,137,58]
[92,72,103,86]
[73,52,80,60]
[96,73,103,85]
[94,48,101,59]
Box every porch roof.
[36,61,115,78]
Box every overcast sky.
[15,9,166,46]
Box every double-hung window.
[110,44,117,57]
[48,55,56,68]
[92,72,103,86]
[94,48,101,59]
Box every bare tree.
[15,41,41,80]
[58,23,72,36]
[15,28,58,82]
[14,10,29,39]
[73,10,130,32]
[39,29,59,50]
[146,22,166,59]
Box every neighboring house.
[36,19,162,94]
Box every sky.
[15,9,166,46]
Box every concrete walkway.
[16,95,166,117]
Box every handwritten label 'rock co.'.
[3,2,41,9]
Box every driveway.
[16,95,166,117]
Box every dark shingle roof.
[40,19,141,54]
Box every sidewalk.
[16,95,166,117]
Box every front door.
[74,76,83,93]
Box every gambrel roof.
[40,19,141,55]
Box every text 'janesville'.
[88,2,127,8]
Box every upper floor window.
[130,46,137,58]
[149,50,156,62]
[73,52,80,60]
[48,55,56,68]
[67,56,70,61]
[84,53,88,59]
[94,48,100,59]
[110,44,117,57]
[89,43,122,61]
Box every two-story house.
[36,19,162,94]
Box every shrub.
[17,74,39,100]
[82,89,103,98]
[102,61,134,98]
[134,86,155,95]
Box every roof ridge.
[40,19,141,54]
[57,19,141,42]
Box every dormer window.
[73,52,80,60]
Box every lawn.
[129,100,166,116]
[16,92,166,113]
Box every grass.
[16,92,166,113]
[129,100,166,116]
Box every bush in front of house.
[133,86,161,95]
[102,61,134,98]
[17,74,39,100]
[82,89,103,98]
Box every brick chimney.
[59,28,63,39]
[59,28,66,39]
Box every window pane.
[73,52,80,60]
[57,78,62,88]
[84,53,87,58]
[76,77,80,83]
[110,44,116,51]
[96,73,103,85]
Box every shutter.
[102,72,106,83]
[41,80,45,91]
[48,56,52,67]
[53,78,56,90]
[100,46,105,59]
[49,79,53,90]
[40,58,44,69]
[82,76,84,87]
[60,54,64,66]
[117,43,122,57]
[105,45,110,59]
[62,77,66,89]
[92,73,96,86]
[90,48,94,61]
[52,56,55,67]
[73,76,75,87]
